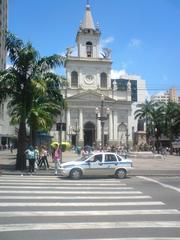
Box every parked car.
[59,152,133,180]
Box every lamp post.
[67,126,73,143]
[73,121,80,146]
[126,127,130,152]
[96,95,110,148]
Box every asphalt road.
[0,175,180,239]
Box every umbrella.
[51,141,60,148]
[61,141,72,150]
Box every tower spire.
[81,0,95,30]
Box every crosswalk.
[0,175,180,239]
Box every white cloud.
[129,38,142,48]
[99,36,114,58]
[101,36,114,48]
[111,69,127,79]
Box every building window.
[71,71,78,88]
[86,41,93,58]
[100,72,107,88]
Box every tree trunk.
[16,120,27,170]
[31,126,37,147]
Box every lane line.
[0,209,179,217]
[0,176,121,182]
[0,182,126,186]
[0,195,152,200]
[0,201,165,207]
[0,186,132,190]
[0,221,180,232]
[0,190,142,194]
[138,176,180,193]
[67,238,180,240]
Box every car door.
[83,154,104,176]
[104,153,118,175]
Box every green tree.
[150,103,165,152]
[27,73,66,145]
[163,101,180,153]
[135,99,156,143]
[0,33,64,170]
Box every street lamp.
[126,127,130,152]
[67,126,73,142]
[96,95,110,148]
[73,121,80,146]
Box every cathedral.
[58,2,136,148]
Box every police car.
[59,152,133,180]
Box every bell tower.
[76,1,100,59]
[65,1,112,90]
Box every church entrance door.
[84,122,95,146]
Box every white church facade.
[52,2,147,148]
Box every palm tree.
[0,33,65,170]
[27,73,66,145]
[135,99,156,143]
[150,103,165,152]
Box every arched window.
[86,41,93,58]
[71,71,78,88]
[100,72,107,88]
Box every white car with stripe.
[59,152,133,180]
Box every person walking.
[38,145,49,169]
[53,144,62,175]
[34,146,40,172]
[81,147,89,158]
[25,146,36,174]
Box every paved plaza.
[0,149,180,176]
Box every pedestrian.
[38,145,49,169]
[53,144,62,175]
[25,146,36,174]
[10,144,13,153]
[81,147,89,158]
[34,146,40,171]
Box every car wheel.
[115,169,127,179]
[70,169,82,180]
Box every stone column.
[108,110,113,142]
[67,109,71,141]
[96,113,101,143]
[79,109,83,142]
[113,110,118,142]
[127,110,132,143]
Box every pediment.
[67,90,115,102]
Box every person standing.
[53,144,62,175]
[25,146,36,174]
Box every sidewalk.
[0,149,180,176]
[0,149,78,176]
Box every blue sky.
[8,0,180,95]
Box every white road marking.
[0,190,142,194]
[0,176,121,182]
[0,201,164,207]
[0,221,180,232]
[0,181,126,186]
[0,186,132,190]
[138,176,180,193]
[0,209,179,217]
[0,195,151,200]
[68,238,180,240]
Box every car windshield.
[75,154,93,162]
